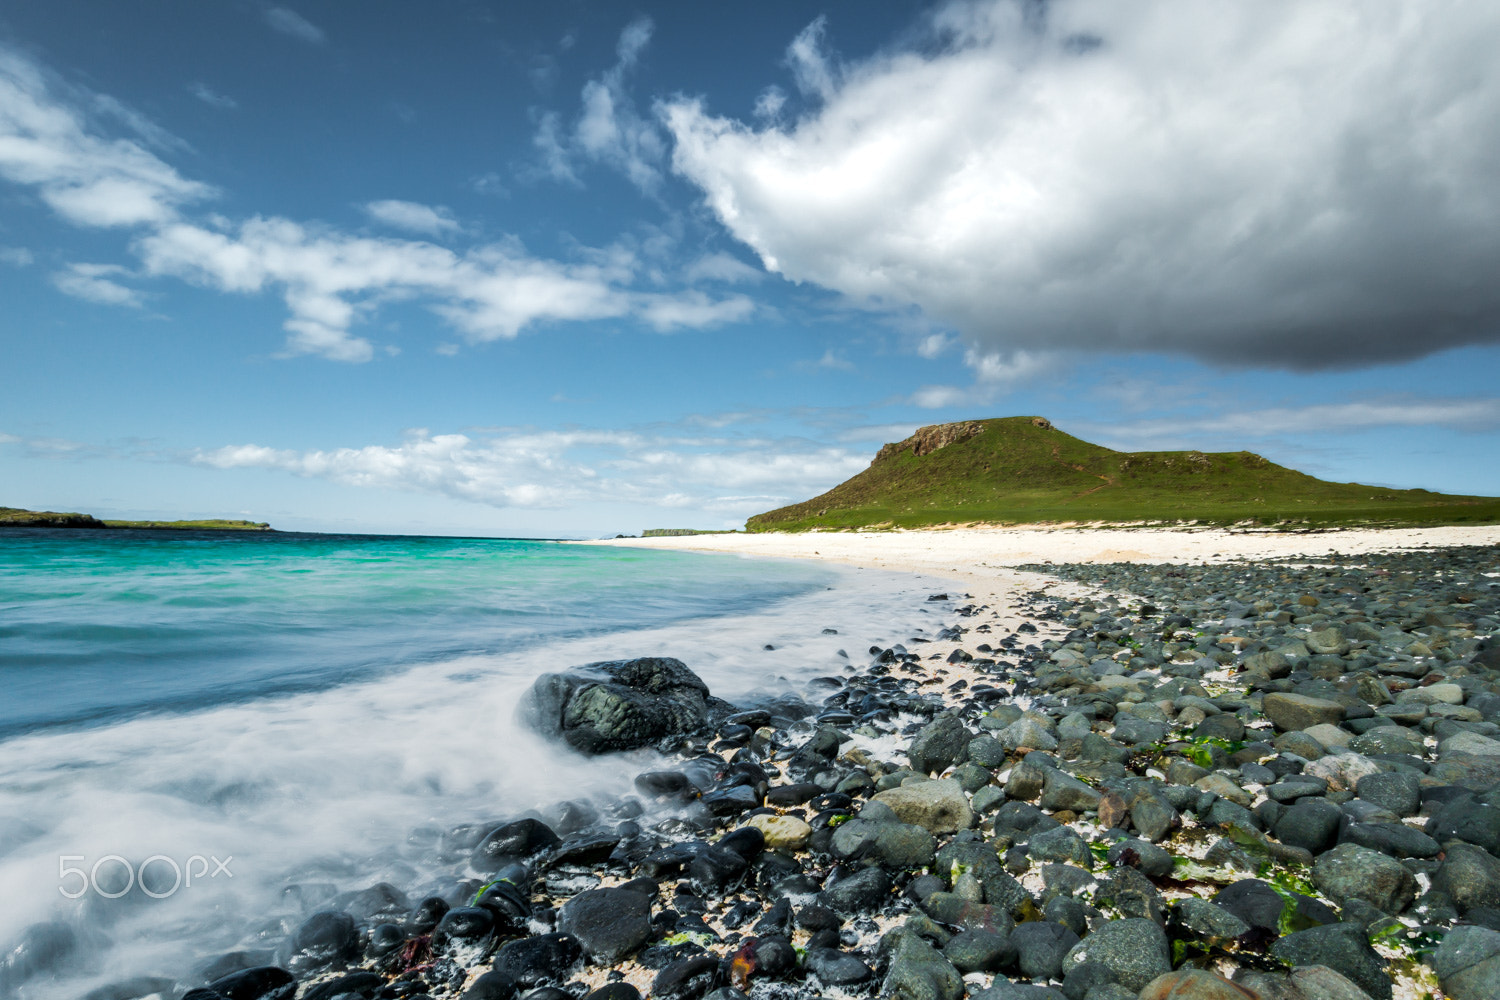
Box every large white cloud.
[663,0,1500,368]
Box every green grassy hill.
[2,507,271,531]
[747,417,1500,532]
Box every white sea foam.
[0,562,953,998]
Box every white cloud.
[535,18,666,191]
[136,217,752,361]
[683,252,763,284]
[0,50,214,227]
[51,262,141,306]
[664,0,1500,369]
[910,348,1056,407]
[753,87,786,121]
[188,82,237,110]
[0,246,33,266]
[265,7,325,45]
[194,426,868,515]
[915,333,952,359]
[1094,398,1500,447]
[795,349,853,373]
[0,45,752,363]
[785,17,838,100]
[363,199,461,237]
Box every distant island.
[748,416,1500,531]
[1,506,272,531]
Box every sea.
[0,528,950,998]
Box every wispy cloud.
[363,199,461,237]
[193,426,868,515]
[533,17,666,192]
[0,49,214,227]
[264,7,325,45]
[0,45,756,362]
[188,82,237,109]
[51,262,142,306]
[0,246,33,267]
[1087,398,1500,448]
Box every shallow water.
[0,528,952,997]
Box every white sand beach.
[585,524,1500,577]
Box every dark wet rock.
[765,782,822,806]
[206,968,296,1000]
[1313,844,1415,914]
[1269,923,1390,1000]
[651,955,719,1000]
[461,972,519,1000]
[1173,898,1251,941]
[1432,924,1500,1000]
[1355,772,1422,819]
[491,934,581,986]
[519,657,714,754]
[433,906,498,961]
[1060,918,1170,993]
[942,929,1014,973]
[1009,920,1080,981]
[472,819,562,872]
[581,986,640,1000]
[558,888,652,963]
[967,736,1007,767]
[344,882,410,920]
[1273,799,1343,854]
[1107,838,1174,879]
[1212,879,1338,935]
[1040,769,1101,813]
[366,924,403,958]
[908,712,973,774]
[806,947,874,986]
[1060,960,1118,1000]
[1130,793,1180,843]
[302,973,385,1000]
[283,911,359,972]
[408,896,452,934]
[1425,797,1500,856]
[687,845,752,895]
[819,865,893,914]
[831,817,936,868]
[1434,843,1500,914]
[1028,825,1091,867]
[750,935,798,978]
[883,932,964,1000]
[1340,821,1441,859]
[922,893,1016,936]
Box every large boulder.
[519,657,715,754]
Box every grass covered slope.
[748,417,1500,531]
[2,507,271,531]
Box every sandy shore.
[580,526,1500,641]
[582,524,1500,576]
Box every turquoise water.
[0,526,946,997]
[0,528,837,736]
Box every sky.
[1,0,1498,538]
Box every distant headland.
[1,506,273,531]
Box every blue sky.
[2,1,1498,537]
